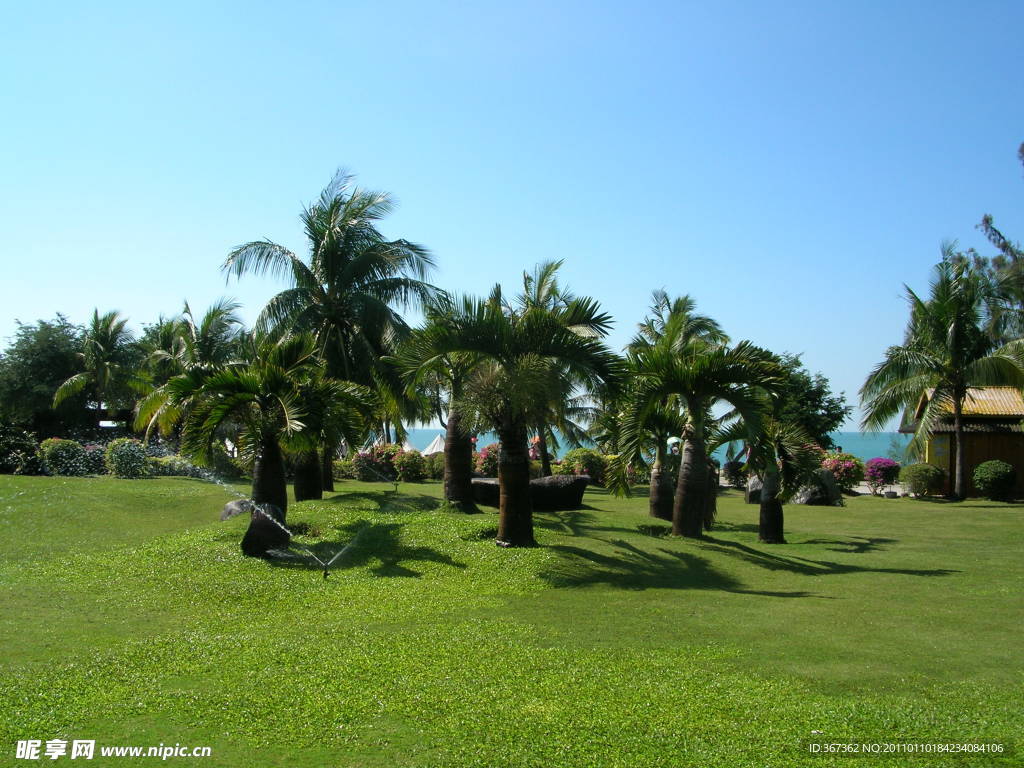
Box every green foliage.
[0,316,92,436]
[0,425,39,474]
[558,447,607,485]
[147,455,205,478]
[332,459,357,480]
[352,452,395,482]
[393,450,427,482]
[972,460,1016,501]
[81,442,107,475]
[475,442,499,476]
[821,452,864,491]
[39,437,88,476]
[103,438,148,478]
[721,460,748,488]
[773,353,852,449]
[425,452,445,480]
[899,462,945,498]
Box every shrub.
[475,443,499,476]
[352,452,394,482]
[425,452,445,480]
[104,438,149,478]
[148,455,204,478]
[0,425,38,474]
[82,443,107,475]
[559,447,607,485]
[332,459,357,480]
[973,460,1016,501]
[899,463,945,498]
[821,452,864,492]
[393,450,427,482]
[721,460,748,488]
[864,457,900,495]
[39,438,88,476]
[374,443,402,473]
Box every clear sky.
[2,1,1022,429]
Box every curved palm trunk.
[649,439,673,521]
[672,414,708,538]
[294,450,323,502]
[496,420,536,547]
[536,424,553,476]
[444,411,477,512]
[252,435,288,520]
[758,467,785,543]
[321,446,335,492]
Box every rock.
[221,498,254,521]
[470,475,590,511]
[532,474,589,510]
[745,476,763,504]
[792,468,844,506]
[241,503,290,558]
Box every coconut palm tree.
[53,310,142,428]
[861,255,1024,498]
[395,294,620,547]
[616,341,783,537]
[221,170,438,488]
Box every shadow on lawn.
[799,536,897,554]
[269,520,465,578]
[543,539,830,598]
[698,536,957,578]
[322,489,440,514]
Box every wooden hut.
[900,386,1024,496]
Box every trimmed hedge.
[393,450,427,482]
[973,460,1016,501]
[899,463,944,498]
[39,438,88,476]
[104,438,148,478]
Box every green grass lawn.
[1,475,1021,766]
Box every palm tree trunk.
[444,411,477,512]
[293,450,323,502]
[649,438,673,520]
[252,435,288,520]
[953,395,965,499]
[758,467,785,543]
[672,414,707,538]
[496,420,536,547]
[536,424,552,476]
[321,444,335,492]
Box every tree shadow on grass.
[542,539,830,598]
[799,536,897,554]
[268,520,465,578]
[535,510,639,538]
[698,536,958,578]
[321,490,440,514]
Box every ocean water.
[401,428,911,463]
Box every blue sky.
[2,0,1022,429]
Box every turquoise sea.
[401,429,910,463]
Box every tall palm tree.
[396,295,620,547]
[221,169,438,487]
[617,341,783,537]
[861,256,1024,498]
[53,310,141,428]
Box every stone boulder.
[241,503,290,558]
[792,468,844,506]
[532,474,589,510]
[221,498,254,521]
[470,475,591,511]
[745,476,763,504]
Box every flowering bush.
[104,438,148,478]
[352,452,395,482]
[556,448,607,485]
[39,438,88,476]
[821,452,864,492]
[476,443,499,476]
[864,457,900,495]
[393,450,427,482]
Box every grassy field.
[0,475,1021,766]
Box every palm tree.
[617,341,783,537]
[221,170,438,489]
[396,295,620,546]
[53,310,141,428]
[861,255,1024,498]
[135,299,245,438]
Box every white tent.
[423,434,446,455]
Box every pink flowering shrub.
[475,443,499,476]
[821,452,865,491]
[864,457,900,495]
